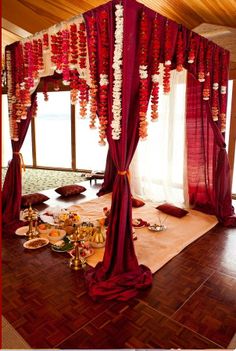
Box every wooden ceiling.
[2,0,236,72]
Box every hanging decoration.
[150,15,161,122]
[176,27,184,72]
[138,11,149,138]
[111,3,124,140]
[78,22,88,118]
[5,6,230,143]
[97,10,109,145]
[212,47,220,121]
[163,20,172,94]
[219,51,228,132]
[87,16,98,129]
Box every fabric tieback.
[117,170,127,175]
[13,152,25,173]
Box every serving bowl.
[48,229,66,243]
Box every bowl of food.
[48,228,66,243]
[38,223,52,235]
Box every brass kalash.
[22,204,39,240]
[68,224,89,271]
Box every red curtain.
[2,43,38,233]
[84,0,152,301]
[186,72,236,226]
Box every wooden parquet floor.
[2,184,236,349]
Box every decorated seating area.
[2,0,236,348]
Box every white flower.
[152,74,159,83]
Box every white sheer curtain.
[130,65,188,205]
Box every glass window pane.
[21,123,33,166]
[232,147,236,194]
[35,92,71,168]
[2,95,12,167]
[75,112,108,171]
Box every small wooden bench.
[86,171,104,185]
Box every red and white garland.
[138,11,149,139]
[111,4,124,140]
[150,15,161,122]
[97,10,109,145]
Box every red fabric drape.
[186,72,236,226]
[97,149,117,196]
[2,43,37,233]
[84,0,152,301]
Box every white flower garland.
[111,4,124,140]
[99,73,109,86]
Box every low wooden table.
[86,172,104,185]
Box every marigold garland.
[87,16,98,129]
[176,28,184,72]
[188,34,196,64]
[163,20,171,94]
[150,15,161,122]
[97,10,109,145]
[203,43,213,101]
[138,11,149,138]
[111,4,124,140]
[212,47,220,121]
[78,22,88,117]
[219,51,228,132]
[198,40,205,82]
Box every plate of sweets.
[68,241,94,258]
[132,218,149,228]
[23,238,49,250]
[51,237,74,253]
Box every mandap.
[2,0,236,301]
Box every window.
[75,108,108,171]
[35,92,72,168]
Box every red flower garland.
[219,51,228,132]
[43,33,49,52]
[176,28,184,72]
[87,16,98,129]
[138,11,149,139]
[97,10,109,145]
[212,47,220,121]
[69,24,79,105]
[188,34,196,64]
[198,40,205,82]
[78,22,88,117]
[61,30,70,84]
[150,15,161,122]
[163,20,172,94]
[203,43,213,101]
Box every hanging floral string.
[43,33,49,52]
[87,16,98,129]
[176,27,184,72]
[78,22,88,118]
[150,15,161,122]
[163,20,172,94]
[198,40,205,82]
[219,51,228,132]
[5,49,17,140]
[188,34,196,64]
[212,47,220,121]
[61,29,70,84]
[111,3,124,140]
[138,11,149,138]
[203,43,213,101]
[69,24,79,105]
[97,10,109,145]
[37,39,44,72]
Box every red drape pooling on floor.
[84,0,152,301]
[186,73,236,226]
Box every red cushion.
[131,197,145,208]
[21,193,49,207]
[156,203,189,218]
[55,184,86,197]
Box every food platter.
[148,224,166,232]
[15,226,29,236]
[23,238,49,249]
[51,237,74,253]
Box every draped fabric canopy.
[3,0,236,301]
